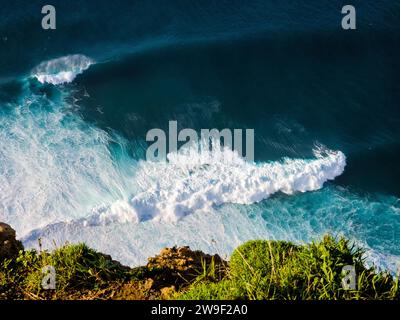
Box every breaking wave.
[31,54,94,85]
[81,146,346,226]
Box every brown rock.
[146,246,227,290]
[143,278,154,291]
[160,286,176,299]
[0,222,23,262]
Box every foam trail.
[83,146,346,226]
[31,54,94,85]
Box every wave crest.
[31,54,94,85]
[83,147,346,226]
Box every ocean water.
[0,1,400,272]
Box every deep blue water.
[0,0,399,269]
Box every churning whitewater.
[83,146,346,226]
[31,54,94,85]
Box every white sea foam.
[31,54,94,85]
[0,91,132,236]
[82,145,346,226]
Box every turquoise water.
[0,1,399,270]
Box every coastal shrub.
[290,235,396,300]
[230,240,299,278]
[1,243,132,299]
[0,249,39,299]
[227,239,300,299]
[37,244,129,291]
[178,236,399,300]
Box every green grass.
[178,235,399,300]
[1,235,399,300]
[0,243,133,299]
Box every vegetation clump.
[1,243,133,299]
[1,225,398,300]
[179,236,399,300]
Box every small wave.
[82,146,346,226]
[31,54,94,85]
